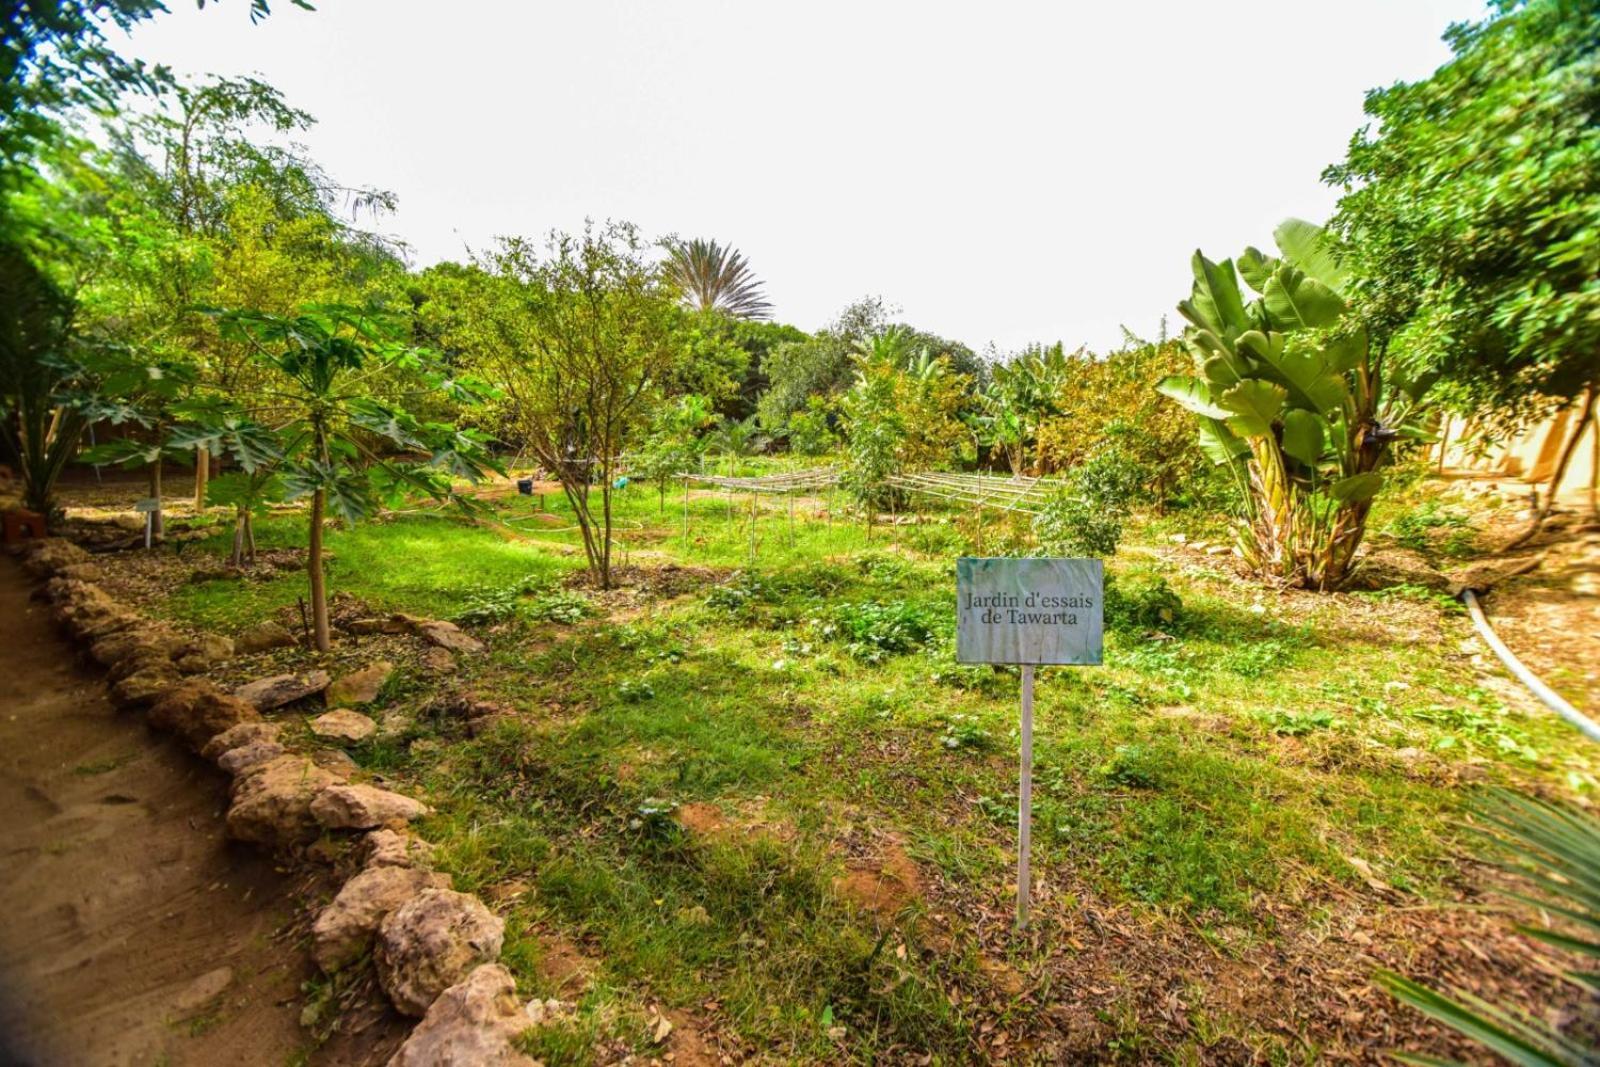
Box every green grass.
[141,476,1596,1061]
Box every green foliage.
[206,305,500,647]
[1033,441,1148,558]
[1160,220,1430,590]
[938,713,991,751]
[1103,574,1183,633]
[1382,500,1478,561]
[527,590,591,625]
[1325,0,1600,420]
[1255,708,1337,737]
[480,222,682,587]
[977,342,1067,474]
[783,395,837,456]
[816,599,939,662]
[1097,744,1161,790]
[0,241,86,514]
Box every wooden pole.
[1017,663,1035,929]
[682,475,690,553]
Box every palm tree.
[664,238,773,320]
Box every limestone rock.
[217,739,286,776]
[71,607,142,643]
[149,681,262,750]
[312,748,360,776]
[226,755,344,848]
[311,784,430,830]
[326,661,393,707]
[311,708,378,744]
[55,562,106,583]
[384,964,536,1066]
[21,539,90,577]
[365,829,437,869]
[200,721,282,762]
[418,620,484,654]
[234,670,331,711]
[175,633,234,674]
[106,644,176,683]
[89,628,184,670]
[50,583,118,629]
[375,889,505,1017]
[419,647,457,674]
[110,665,181,710]
[235,621,297,654]
[313,863,451,973]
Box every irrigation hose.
[1460,588,1600,744]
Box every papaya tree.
[208,306,501,651]
[1158,219,1432,590]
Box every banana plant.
[1158,219,1432,589]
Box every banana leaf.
[1156,374,1231,419]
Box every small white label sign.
[956,557,1103,666]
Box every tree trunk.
[1507,383,1597,549]
[245,510,256,564]
[230,510,245,567]
[309,488,330,652]
[600,479,614,589]
[194,446,210,510]
[149,459,165,540]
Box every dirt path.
[0,556,315,1066]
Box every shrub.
[817,599,938,662]
[1033,441,1146,557]
[1104,575,1184,633]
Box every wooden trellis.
[885,471,1064,516]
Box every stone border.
[13,537,550,1064]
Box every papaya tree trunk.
[148,458,165,540]
[308,488,330,652]
[194,445,209,510]
[230,509,245,567]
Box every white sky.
[118,0,1488,355]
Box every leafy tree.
[0,241,83,516]
[1159,220,1432,590]
[757,297,892,427]
[978,343,1068,474]
[208,306,500,650]
[839,356,903,519]
[635,393,715,509]
[475,222,680,588]
[783,395,837,456]
[1324,0,1600,537]
[1,0,305,203]
[1036,338,1205,510]
[104,74,403,506]
[663,238,772,320]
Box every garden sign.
[956,557,1103,927]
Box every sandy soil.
[0,556,325,1066]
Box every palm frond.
[1378,789,1600,1065]
[664,238,773,320]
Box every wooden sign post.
[957,557,1103,928]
